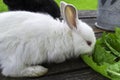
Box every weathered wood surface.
[0,11,109,80]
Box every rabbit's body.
[0,11,75,62]
[0,2,96,77]
[0,11,55,33]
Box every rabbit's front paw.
[21,66,48,77]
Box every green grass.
[55,0,98,10]
[0,0,8,12]
[0,0,98,12]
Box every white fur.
[0,2,96,77]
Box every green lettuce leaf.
[81,55,110,79]
[107,62,120,80]
[93,44,116,65]
[81,28,120,80]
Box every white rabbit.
[0,1,96,77]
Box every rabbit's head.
[60,1,96,55]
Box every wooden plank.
[31,68,109,80]
[0,58,89,80]
[43,58,87,76]
[0,68,109,80]
[78,10,97,18]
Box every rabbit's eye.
[86,41,92,46]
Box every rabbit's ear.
[60,1,67,18]
[64,4,78,29]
